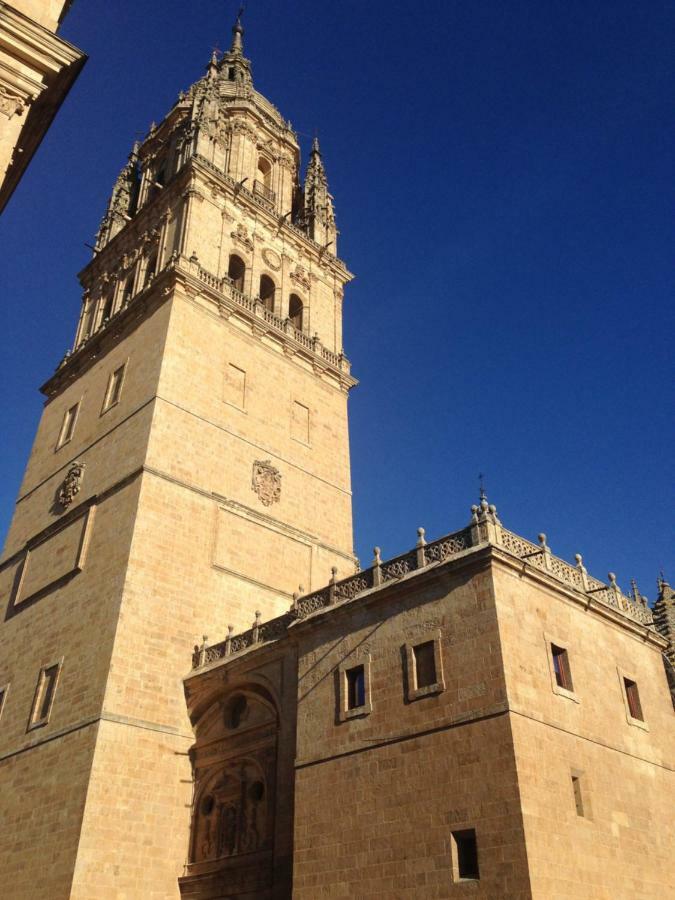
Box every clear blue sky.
[1,1,672,599]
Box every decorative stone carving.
[251,460,281,507]
[58,462,85,510]
[231,222,253,252]
[289,264,310,291]
[261,248,281,271]
[0,86,26,119]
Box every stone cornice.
[0,1,86,212]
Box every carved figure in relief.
[58,462,85,510]
[251,460,281,507]
[192,761,267,863]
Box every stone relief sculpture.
[251,460,281,507]
[193,760,267,863]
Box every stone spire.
[230,10,244,54]
[217,8,252,86]
[303,135,337,251]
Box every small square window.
[28,661,62,730]
[405,633,444,701]
[551,644,573,691]
[346,665,365,710]
[414,641,437,688]
[624,678,643,721]
[451,829,479,881]
[57,403,79,448]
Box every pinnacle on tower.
[230,8,244,54]
[303,133,337,249]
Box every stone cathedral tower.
[0,17,355,899]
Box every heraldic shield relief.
[251,460,281,507]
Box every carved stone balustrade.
[193,510,654,670]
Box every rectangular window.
[224,364,246,410]
[571,775,584,816]
[551,644,573,691]
[624,678,643,721]
[57,403,79,447]
[29,662,61,729]
[103,364,125,411]
[452,829,479,881]
[346,665,365,710]
[109,365,125,406]
[414,640,437,689]
[291,400,310,445]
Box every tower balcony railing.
[192,502,655,669]
[58,254,353,383]
[253,179,275,204]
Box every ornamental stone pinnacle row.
[57,461,85,510]
[251,460,281,507]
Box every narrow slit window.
[345,665,365,710]
[58,403,79,447]
[624,678,643,721]
[452,829,479,880]
[414,641,437,689]
[29,663,60,728]
[0,684,8,722]
[551,644,573,691]
[571,775,584,816]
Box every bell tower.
[0,15,356,899]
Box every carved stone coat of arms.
[58,461,85,510]
[251,460,281,507]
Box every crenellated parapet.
[193,496,657,670]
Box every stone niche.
[179,686,279,899]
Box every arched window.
[228,254,246,292]
[144,253,157,288]
[259,274,275,313]
[254,157,274,204]
[289,294,304,331]
[101,293,114,322]
[122,274,134,307]
[257,156,271,189]
[81,298,95,340]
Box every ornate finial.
[608,572,618,587]
[311,135,321,155]
[479,472,486,502]
[538,533,547,548]
[417,527,426,546]
[231,6,244,52]
[373,547,382,566]
[630,578,640,602]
